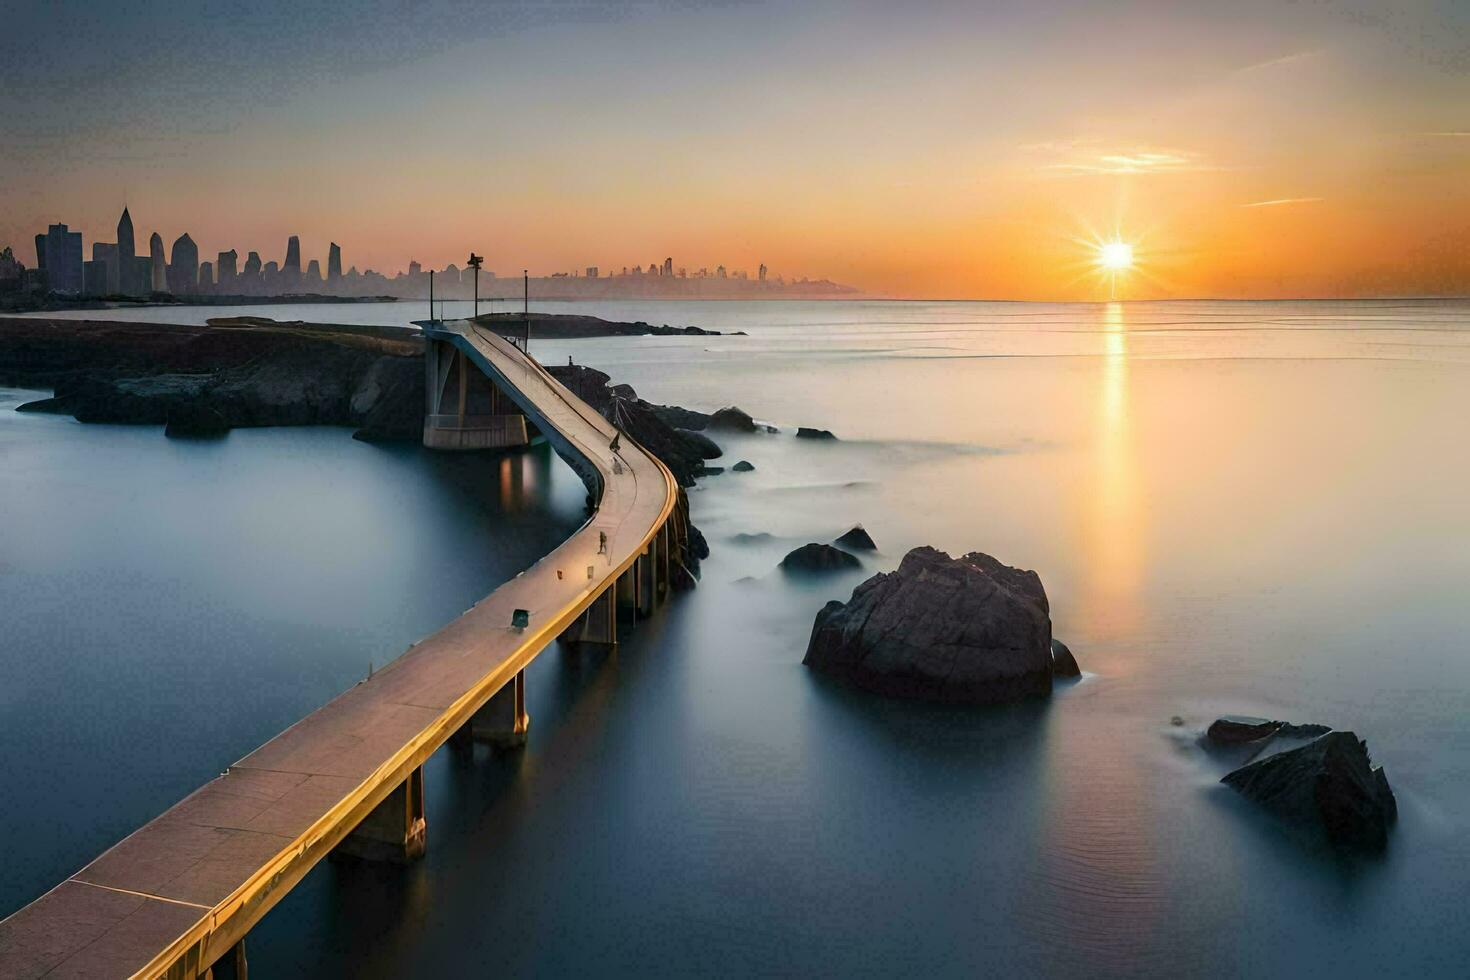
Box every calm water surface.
[5,299,1470,977]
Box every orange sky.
[4,1,1468,299]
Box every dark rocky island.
[796,426,837,440]
[804,546,1077,703]
[834,525,877,551]
[1206,716,1397,851]
[473,312,742,339]
[781,543,862,573]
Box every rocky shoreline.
[473,312,741,339]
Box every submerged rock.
[833,525,876,551]
[1050,638,1080,678]
[708,406,758,432]
[803,546,1055,703]
[796,426,837,440]
[732,460,755,472]
[780,543,861,573]
[1220,727,1397,852]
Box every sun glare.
[1098,241,1134,271]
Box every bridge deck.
[0,322,677,978]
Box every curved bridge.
[0,320,690,979]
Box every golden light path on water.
[1087,301,1143,640]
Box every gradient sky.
[5,0,1468,299]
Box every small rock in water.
[732,460,755,472]
[796,426,837,440]
[1170,716,1186,727]
[1050,638,1081,678]
[834,525,877,551]
[780,543,861,573]
[1212,717,1397,852]
[708,406,758,432]
[701,465,726,476]
[730,532,774,545]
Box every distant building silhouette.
[283,235,301,288]
[243,251,262,279]
[93,241,118,294]
[168,233,199,294]
[663,257,673,277]
[217,250,238,289]
[116,208,138,296]
[758,263,767,282]
[37,224,83,294]
[150,234,167,292]
[84,258,108,297]
[408,259,421,277]
[198,261,214,289]
[327,242,342,285]
[586,266,598,279]
[716,264,727,279]
[305,259,322,285]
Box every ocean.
[4,298,1469,976]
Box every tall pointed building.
[327,243,342,285]
[149,234,167,292]
[283,236,301,289]
[168,233,199,294]
[116,208,137,296]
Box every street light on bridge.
[466,252,484,320]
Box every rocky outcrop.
[679,429,723,460]
[1216,723,1397,852]
[834,525,876,551]
[474,312,739,339]
[1050,638,1080,678]
[803,546,1056,703]
[796,426,837,440]
[781,543,861,573]
[732,460,754,472]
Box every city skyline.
[3,2,1469,299]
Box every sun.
[1098,241,1134,272]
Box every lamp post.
[466,252,483,320]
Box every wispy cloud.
[1240,197,1323,208]
[1422,131,1470,138]
[1031,144,1217,177]
[1234,50,1324,75]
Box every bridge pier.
[333,766,426,864]
[423,336,531,451]
[451,669,531,750]
[560,587,618,649]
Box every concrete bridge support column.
[333,766,426,864]
[559,587,618,649]
[452,670,530,750]
[203,940,247,980]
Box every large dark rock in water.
[803,546,1054,703]
[781,543,861,573]
[796,426,837,440]
[1220,728,1397,851]
[679,429,723,460]
[834,525,876,551]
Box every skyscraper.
[217,250,238,290]
[93,242,118,294]
[305,259,322,285]
[283,236,301,288]
[327,243,342,285]
[168,233,199,294]
[758,263,767,282]
[150,234,167,292]
[243,251,262,278]
[38,224,84,294]
[116,207,137,295]
[663,257,673,277]
[198,261,214,290]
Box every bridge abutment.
[423,336,531,451]
[332,766,427,864]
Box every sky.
[4,0,1468,299]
